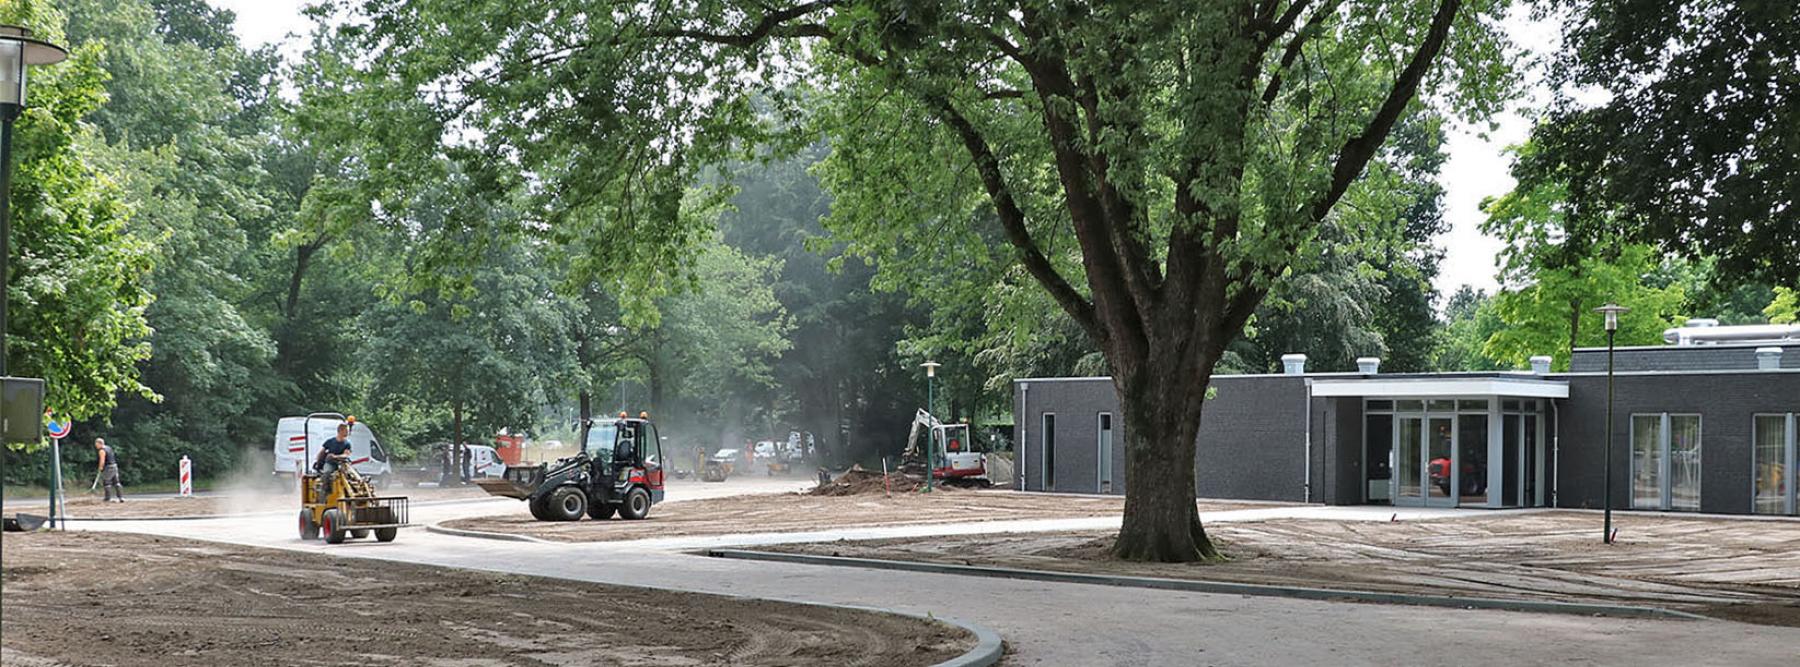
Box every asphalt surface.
[70,478,1799,666]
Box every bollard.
[179,455,192,497]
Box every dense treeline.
[3,0,1795,490]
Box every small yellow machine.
[296,414,410,544]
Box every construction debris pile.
[810,467,928,496]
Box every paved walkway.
[72,491,1798,666]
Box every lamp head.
[0,26,68,109]
[1593,303,1630,332]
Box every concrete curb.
[424,522,553,544]
[709,549,1713,622]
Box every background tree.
[1523,0,1800,283]
[0,2,156,431]
[320,0,1513,561]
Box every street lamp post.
[0,25,68,377]
[1595,303,1630,544]
[922,361,940,493]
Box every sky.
[208,0,1539,297]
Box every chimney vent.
[1281,354,1307,375]
[1356,357,1380,375]
[1757,347,1784,371]
[1530,356,1553,375]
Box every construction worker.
[314,423,354,499]
[94,437,124,502]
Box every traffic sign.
[45,411,71,439]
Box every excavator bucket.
[475,465,544,499]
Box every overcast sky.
[209,0,1536,297]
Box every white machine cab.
[273,413,394,484]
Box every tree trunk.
[1110,359,1224,562]
[452,399,465,486]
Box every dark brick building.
[1014,340,1800,516]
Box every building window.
[1041,413,1056,490]
[1631,413,1702,511]
[1753,414,1796,516]
[1097,413,1114,493]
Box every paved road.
[76,484,1797,666]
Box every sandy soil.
[764,511,1800,626]
[445,489,1266,543]
[0,531,971,667]
[16,485,495,520]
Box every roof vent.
[1356,357,1380,375]
[1684,318,1721,328]
[1281,354,1307,375]
[1758,347,1784,371]
[1530,356,1553,375]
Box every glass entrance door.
[1393,415,1457,507]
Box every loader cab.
[584,415,665,500]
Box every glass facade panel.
[1427,417,1454,500]
[1427,399,1455,412]
[1365,400,1394,411]
[1458,415,1489,504]
[1670,416,1701,511]
[1503,415,1521,506]
[1042,414,1056,490]
[1397,400,1423,411]
[1366,414,1393,503]
[1753,415,1788,515]
[1398,418,1422,500]
[1458,399,1489,412]
[1632,415,1663,509]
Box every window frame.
[1041,412,1056,491]
[1751,412,1797,516]
[1629,412,1703,511]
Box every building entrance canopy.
[1310,375,1564,509]
[1309,375,1568,399]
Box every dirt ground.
[0,531,971,667]
[765,511,1800,626]
[445,489,1266,542]
[13,484,493,520]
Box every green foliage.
[1767,287,1799,325]
[1484,245,1685,370]
[1525,0,1800,282]
[1,1,157,431]
[1433,286,1505,371]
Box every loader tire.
[298,510,319,541]
[322,508,347,544]
[351,529,371,539]
[588,503,616,520]
[548,486,587,521]
[619,487,652,520]
[528,495,552,521]
[375,527,398,542]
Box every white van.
[463,444,508,479]
[273,413,394,486]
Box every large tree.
[321,0,1510,561]
[1523,0,1799,282]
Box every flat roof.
[1307,376,1569,398]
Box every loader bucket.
[475,465,544,500]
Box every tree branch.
[1260,0,1340,104]
[645,1,837,46]
[1310,0,1461,223]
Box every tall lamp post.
[0,25,68,377]
[1595,303,1630,544]
[921,361,940,493]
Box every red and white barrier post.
[178,455,192,497]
